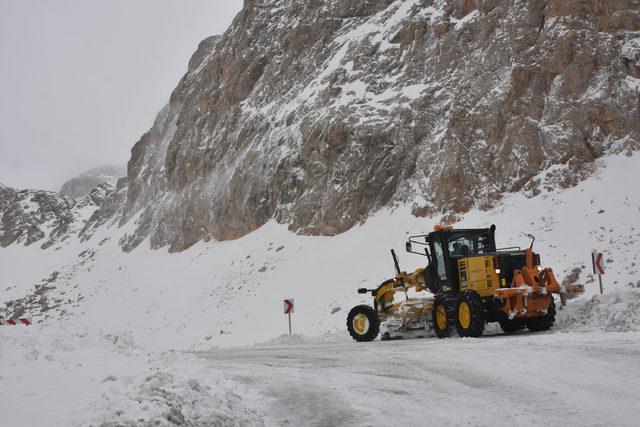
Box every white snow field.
[1,151,640,425]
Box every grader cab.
[347,225,584,341]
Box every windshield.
[448,231,494,256]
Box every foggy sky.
[0,0,242,191]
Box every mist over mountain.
[59,165,126,199]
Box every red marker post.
[0,318,30,326]
[283,298,294,335]
[592,251,605,294]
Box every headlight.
[537,266,543,271]
[495,269,501,274]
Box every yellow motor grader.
[347,225,584,341]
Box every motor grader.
[347,224,584,341]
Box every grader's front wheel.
[455,291,485,337]
[347,305,380,342]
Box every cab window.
[432,239,448,283]
[449,236,473,257]
[448,232,493,256]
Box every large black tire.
[499,319,525,334]
[455,291,485,338]
[347,305,380,342]
[526,298,556,332]
[432,293,456,338]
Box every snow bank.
[0,325,148,426]
[82,352,262,426]
[0,326,260,426]
[556,290,640,332]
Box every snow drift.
[557,290,640,332]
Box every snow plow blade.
[539,268,585,305]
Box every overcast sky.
[0,0,242,191]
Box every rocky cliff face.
[0,182,115,249]
[2,0,640,252]
[119,0,640,252]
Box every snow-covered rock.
[0,187,75,249]
[0,183,116,250]
[59,165,125,200]
[118,0,640,251]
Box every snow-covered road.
[197,331,640,426]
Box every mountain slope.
[2,151,638,351]
[118,0,640,252]
[1,1,638,254]
[1,151,640,427]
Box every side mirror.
[357,288,368,294]
[405,242,412,252]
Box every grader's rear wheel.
[455,291,485,337]
[347,305,380,342]
[526,298,556,332]
[499,319,525,334]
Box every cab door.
[429,235,452,293]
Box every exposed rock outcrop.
[0,187,75,249]
[0,182,118,249]
[120,0,640,252]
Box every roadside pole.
[284,299,294,335]
[592,251,605,294]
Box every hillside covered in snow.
[1,0,640,425]
[2,150,639,350]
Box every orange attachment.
[525,248,533,269]
[433,224,453,231]
[496,260,585,319]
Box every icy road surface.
[197,331,640,426]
